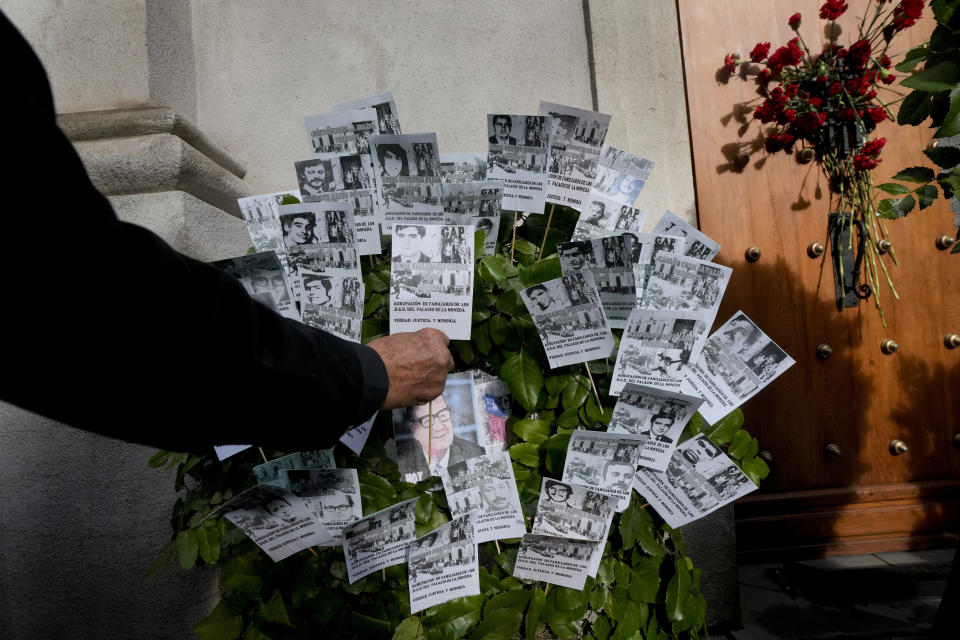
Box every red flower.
[788,12,802,29]
[838,107,856,120]
[784,83,799,97]
[865,88,877,99]
[750,42,771,62]
[829,82,843,95]
[848,39,871,69]
[783,108,797,122]
[867,107,887,123]
[836,48,848,58]
[757,68,772,83]
[754,101,776,123]
[880,54,892,69]
[809,97,823,109]
[820,0,849,21]
[892,0,924,31]
[724,53,739,74]
[881,72,896,85]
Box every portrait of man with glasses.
[395,392,485,483]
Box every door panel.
[677,1,960,555]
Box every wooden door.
[677,0,960,560]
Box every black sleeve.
[0,10,388,454]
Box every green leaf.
[628,556,663,603]
[279,195,300,205]
[874,182,912,195]
[423,595,485,640]
[512,419,551,443]
[364,270,390,293]
[665,561,692,625]
[242,623,271,640]
[517,255,562,287]
[739,456,770,485]
[727,430,759,460]
[363,292,383,315]
[940,168,960,198]
[148,449,171,468]
[512,237,539,256]
[877,195,917,219]
[176,529,199,570]
[915,184,940,209]
[494,289,525,316]
[257,591,291,626]
[555,586,590,611]
[932,0,960,26]
[898,90,933,126]
[542,432,572,476]
[619,502,663,557]
[525,587,546,640]
[500,350,544,412]
[195,599,244,640]
[702,409,743,444]
[893,166,936,183]
[561,375,591,411]
[473,322,492,355]
[544,375,568,397]
[901,61,960,92]
[935,87,960,137]
[924,144,960,168]
[556,407,581,429]
[488,315,509,345]
[394,616,427,640]
[895,45,930,73]
[485,589,532,615]
[509,442,540,467]
[467,609,523,640]
[611,603,646,640]
[592,613,613,640]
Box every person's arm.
[0,11,450,454]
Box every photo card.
[651,210,721,262]
[680,311,795,424]
[342,497,418,584]
[540,101,612,211]
[512,534,601,590]
[562,429,646,512]
[389,223,474,340]
[440,153,487,184]
[439,450,526,543]
[591,145,654,207]
[520,272,615,368]
[407,513,480,613]
[369,133,444,230]
[210,250,299,321]
[633,434,756,528]
[332,92,401,135]
[571,192,648,241]
[252,449,335,485]
[486,113,551,214]
[283,468,362,546]
[220,485,333,562]
[610,307,712,394]
[640,253,732,330]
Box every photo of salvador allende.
[394,388,485,483]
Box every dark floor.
[713,549,956,640]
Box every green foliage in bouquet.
[148,205,770,640]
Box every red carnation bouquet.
[724,0,923,324]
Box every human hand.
[368,328,454,408]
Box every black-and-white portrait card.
[340,411,378,455]
[531,478,615,543]
[512,534,600,590]
[630,233,686,301]
[591,145,654,207]
[608,383,704,472]
[369,133,444,231]
[220,485,333,562]
[633,434,756,528]
[641,253,732,329]
[439,450,525,543]
[472,370,511,454]
[571,193,648,241]
[680,311,795,424]
[441,180,502,256]
[210,251,300,321]
[407,513,480,613]
[252,449,336,485]
[539,101,612,211]
[521,272,615,369]
[332,92,402,135]
[213,444,250,461]
[301,272,364,343]
[342,498,418,584]
[562,430,646,512]
[238,190,301,262]
[283,468,362,546]
[440,153,488,184]
[610,308,712,394]
[486,113,551,214]
[303,108,379,158]
[239,190,301,224]
[298,152,381,256]
[558,235,639,329]
[651,211,721,262]
[389,223,474,340]
[278,201,361,291]
[393,372,486,483]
